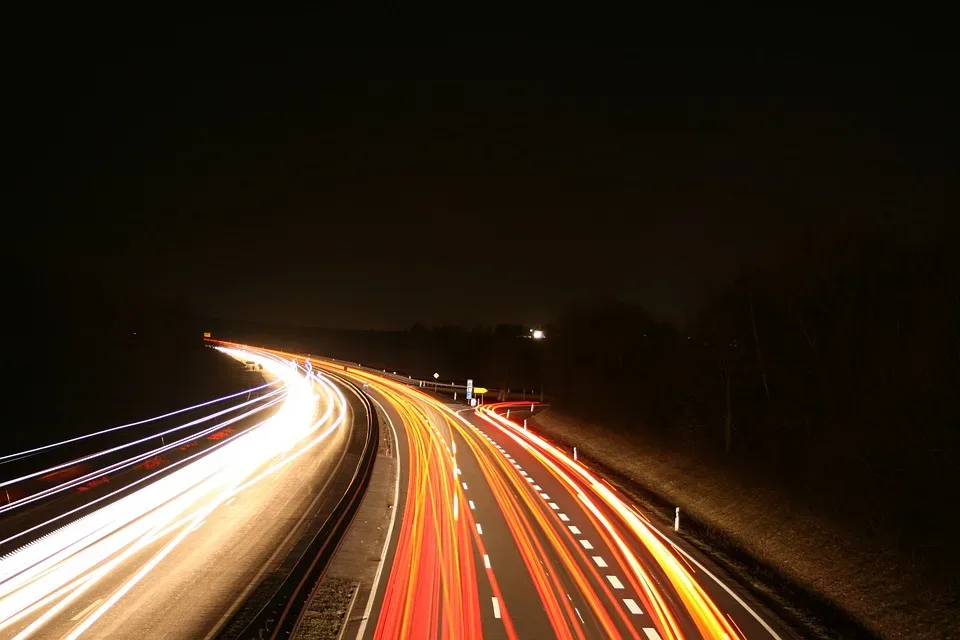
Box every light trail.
[208,341,783,640]
[362,383,486,640]
[0,378,282,463]
[0,389,286,516]
[0,386,285,492]
[477,403,740,640]
[0,347,348,638]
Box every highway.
[301,354,797,639]
[0,347,356,639]
[19,335,797,639]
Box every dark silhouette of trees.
[541,227,959,579]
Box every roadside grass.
[530,410,958,640]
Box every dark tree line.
[216,321,546,393]
[543,229,959,578]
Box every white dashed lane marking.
[624,599,644,615]
[480,422,628,613]
[642,628,663,639]
[462,482,468,490]
[607,575,624,589]
[469,500,476,510]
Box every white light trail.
[0,347,347,638]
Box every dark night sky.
[11,11,955,329]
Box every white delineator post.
[530,403,534,413]
[506,409,510,419]
[675,507,680,531]
[523,419,527,430]
[573,447,577,461]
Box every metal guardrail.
[323,359,548,403]
[222,373,380,640]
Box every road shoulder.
[294,393,402,640]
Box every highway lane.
[472,402,797,640]
[0,385,286,554]
[0,347,356,640]
[217,342,795,639]
[335,369,795,639]
[323,366,681,639]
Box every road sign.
[433,372,439,379]
[466,378,474,400]
[473,387,488,395]
[203,332,211,338]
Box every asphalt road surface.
[0,347,355,640]
[318,361,797,640]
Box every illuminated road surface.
[216,343,797,640]
[0,348,352,639]
[331,362,794,639]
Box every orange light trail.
[208,342,742,639]
[328,363,647,640]
[479,402,740,640]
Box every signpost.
[466,379,474,400]
[433,372,439,395]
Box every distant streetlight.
[532,329,545,340]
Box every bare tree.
[749,290,771,401]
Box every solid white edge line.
[202,371,346,640]
[354,394,401,640]
[468,400,784,640]
[645,516,784,639]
